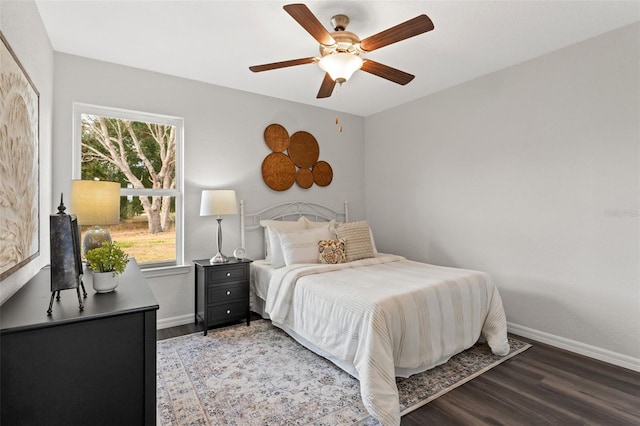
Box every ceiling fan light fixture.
[319,52,363,83]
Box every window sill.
[141,264,191,279]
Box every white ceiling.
[35,1,640,117]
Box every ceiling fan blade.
[249,57,317,72]
[283,3,336,46]
[361,60,415,85]
[316,73,336,98]
[360,14,434,52]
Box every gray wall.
[0,0,54,304]
[365,23,640,368]
[3,0,637,370]
[52,53,365,325]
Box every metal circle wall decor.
[261,124,333,191]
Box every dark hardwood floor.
[158,321,640,425]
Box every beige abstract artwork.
[0,32,39,280]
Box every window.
[73,103,183,268]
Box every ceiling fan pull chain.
[335,83,344,133]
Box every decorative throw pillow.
[279,226,333,266]
[334,220,375,262]
[318,239,346,264]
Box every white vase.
[92,271,119,293]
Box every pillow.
[334,220,375,262]
[369,228,379,254]
[318,239,346,264]
[300,216,336,230]
[259,217,306,261]
[266,226,286,268]
[279,226,333,266]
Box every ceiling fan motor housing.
[319,14,362,57]
[319,30,361,57]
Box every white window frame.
[72,102,185,272]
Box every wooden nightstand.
[193,258,252,335]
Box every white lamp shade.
[70,180,120,226]
[319,53,363,82]
[200,190,238,216]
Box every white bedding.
[262,254,510,426]
[249,260,274,317]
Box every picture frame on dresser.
[0,31,40,280]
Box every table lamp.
[200,189,238,263]
[70,179,120,255]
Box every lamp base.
[209,252,229,264]
[83,227,112,255]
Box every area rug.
[157,320,530,425]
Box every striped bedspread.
[265,254,510,426]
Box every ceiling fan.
[249,3,435,99]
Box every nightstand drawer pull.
[226,272,231,277]
[207,282,248,301]
[206,301,246,324]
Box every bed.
[241,201,510,426]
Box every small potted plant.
[85,241,129,293]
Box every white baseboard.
[156,313,193,330]
[508,322,640,372]
[155,316,639,371]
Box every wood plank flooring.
[157,322,640,425]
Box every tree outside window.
[74,104,183,267]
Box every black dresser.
[0,259,159,426]
[194,258,251,335]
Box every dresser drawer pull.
[226,291,231,295]
[226,309,231,314]
[226,272,231,277]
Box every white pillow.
[369,228,379,254]
[300,216,336,230]
[279,226,333,266]
[259,217,306,261]
[267,226,286,268]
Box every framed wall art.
[0,32,40,281]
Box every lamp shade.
[70,180,120,226]
[200,190,238,217]
[319,52,363,83]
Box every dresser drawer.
[207,282,248,303]
[207,301,247,324]
[206,264,247,282]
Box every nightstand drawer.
[206,265,247,282]
[207,282,248,303]
[207,301,247,324]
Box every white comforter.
[265,254,510,426]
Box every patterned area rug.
[157,320,530,425]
